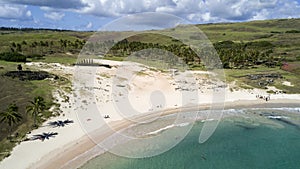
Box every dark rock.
[4,70,54,81]
[247,73,282,80]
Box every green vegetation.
[0,104,22,136]
[120,19,300,92]
[102,56,124,61]
[0,28,92,64]
[0,52,26,62]
[103,37,279,70]
[0,61,68,160]
[286,30,300,33]
[26,96,46,127]
[135,71,148,76]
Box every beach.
[0,60,299,169]
[81,107,300,169]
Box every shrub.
[26,54,43,59]
[245,41,274,49]
[286,30,300,33]
[0,52,26,62]
[213,40,235,49]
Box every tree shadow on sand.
[24,132,58,142]
[47,119,74,128]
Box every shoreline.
[1,60,300,169]
[34,98,300,169]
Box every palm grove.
[0,96,46,139]
[0,38,86,62]
[87,38,284,70]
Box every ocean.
[81,108,300,169]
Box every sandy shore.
[0,60,299,169]
[35,99,300,169]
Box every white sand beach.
[1,60,300,169]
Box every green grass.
[99,73,111,78]
[0,74,35,160]
[30,80,54,100]
[103,56,124,61]
[0,60,21,70]
[224,66,300,93]
[135,71,148,76]
[39,55,77,65]
[0,60,70,161]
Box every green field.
[0,61,68,160]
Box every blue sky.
[0,0,300,31]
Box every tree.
[26,96,46,127]
[16,43,22,52]
[0,103,22,135]
[11,42,16,48]
[17,64,22,71]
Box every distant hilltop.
[1,18,300,32]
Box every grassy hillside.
[0,18,299,93]
[0,18,299,65]
[100,18,300,93]
[0,29,93,64]
[0,60,71,160]
[198,19,300,92]
[199,19,300,61]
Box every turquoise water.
[81,109,300,169]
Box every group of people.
[256,94,271,101]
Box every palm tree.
[26,96,46,127]
[0,103,22,135]
[17,64,22,71]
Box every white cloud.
[79,0,176,16]
[44,12,65,21]
[2,0,300,30]
[86,21,92,29]
[0,0,88,9]
[101,12,186,31]
[187,12,219,23]
[0,4,32,20]
[247,1,300,21]
[26,10,31,18]
[77,0,300,23]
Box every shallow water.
[81,108,300,169]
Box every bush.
[0,52,26,62]
[213,40,235,49]
[270,31,282,34]
[245,41,274,49]
[26,54,43,59]
[286,30,300,33]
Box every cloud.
[0,4,32,20]
[78,0,176,17]
[72,0,300,30]
[44,12,65,21]
[1,0,300,31]
[86,21,92,29]
[202,0,279,21]
[101,12,186,31]
[77,0,300,23]
[2,0,300,24]
[0,0,88,9]
[156,0,300,23]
